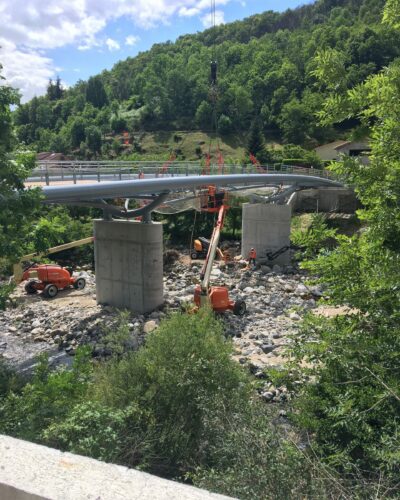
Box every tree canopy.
[12,0,400,157]
[288,1,400,487]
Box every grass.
[126,130,282,161]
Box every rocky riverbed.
[0,255,323,393]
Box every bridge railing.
[30,161,337,185]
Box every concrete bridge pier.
[241,203,292,266]
[94,219,163,313]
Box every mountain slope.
[13,0,399,159]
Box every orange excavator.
[193,190,246,316]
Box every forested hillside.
[14,0,400,159]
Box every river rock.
[143,320,158,334]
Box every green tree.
[69,117,86,148]
[86,76,108,109]
[217,114,233,135]
[384,0,400,27]
[93,308,250,475]
[279,98,313,145]
[54,76,63,100]
[195,100,213,129]
[110,116,127,133]
[246,119,265,159]
[0,66,41,264]
[85,125,102,154]
[289,3,400,487]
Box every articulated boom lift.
[193,201,246,316]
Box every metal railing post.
[73,166,77,184]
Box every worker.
[248,248,257,267]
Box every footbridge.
[34,163,346,313]
[30,160,336,186]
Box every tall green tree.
[0,65,41,264]
[85,125,102,155]
[246,120,265,160]
[86,76,108,109]
[69,117,86,148]
[290,2,400,487]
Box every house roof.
[315,141,349,153]
[335,140,370,151]
[37,152,71,161]
[315,139,370,153]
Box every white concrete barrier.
[0,435,233,500]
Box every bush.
[0,282,15,310]
[0,347,92,441]
[0,359,24,398]
[92,308,250,475]
[43,401,152,465]
[291,213,337,258]
[190,402,342,500]
[289,312,400,491]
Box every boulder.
[143,320,158,334]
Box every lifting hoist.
[192,0,246,315]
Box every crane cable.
[204,0,221,175]
[211,0,216,61]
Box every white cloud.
[125,34,140,46]
[0,38,55,103]
[105,37,120,51]
[179,6,200,17]
[0,0,233,100]
[201,9,225,27]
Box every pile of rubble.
[164,259,322,353]
[0,271,152,371]
[0,257,323,392]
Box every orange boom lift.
[193,192,246,316]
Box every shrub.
[0,347,92,441]
[191,401,346,500]
[289,309,400,487]
[0,282,15,310]
[0,359,24,398]
[291,213,337,258]
[92,308,250,475]
[43,401,152,466]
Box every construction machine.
[191,237,224,260]
[13,237,94,297]
[193,197,246,316]
[22,264,86,298]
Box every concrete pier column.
[94,219,163,313]
[241,203,292,266]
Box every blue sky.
[0,0,313,101]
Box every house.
[315,139,371,164]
